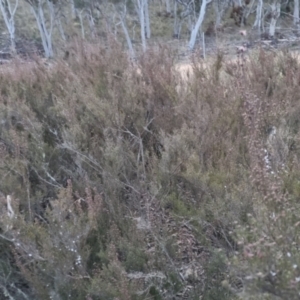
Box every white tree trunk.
[69,0,76,19]
[165,0,171,13]
[202,32,205,59]
[269,1,280,37]
[214,0,222,28]
[30,0,54,58]
[87,9,96,38]
[144,0,151,38]
[57,17,66,41]
[117,3,136,59]
[78,10,85,39]
[120,18,136,59]
[235,0,242,7]
[173,0,179,37]
[136,0,147,51]
[253,0,263,33]
[245,0,256,19]
[187,14,193,32]
[0,0,19,53]
[174,20,182,38]
[188,0,211,51]
[214,0,228,28]
[294,0,299,25]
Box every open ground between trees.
[0,0,299,59]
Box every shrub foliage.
[0,43,300,299]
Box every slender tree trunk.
[116,3,136,58]
[214,0,221,28]
[214,0,228,28]
[144,0,151,38]
[269,1,280,37]
[57,17,66,41]
[245,0,256,19]
[235,0,242,6]
[87,9,96,38]
[0,0,19,53]
[69,0,76,19]
[30,0,55,58]
[187,14,193,32]
[140,0,146,51]
[173,0,183,38]
[202,32,205,59]
[132,22,136,40]
[173,0,178,37]
[120,18,136,59]
[136,0,147,51]
[188,0,211,51]
[165,0,171,13]
[78,10,85,39]
[253,0,263,34]
[294,0,299,25]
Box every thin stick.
[202,32,206,59]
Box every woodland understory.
[0,39,300,300]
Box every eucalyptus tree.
[188,0,212,50]
[268,0,281,37]
[72,0,102,38]
[294,0,299,25]
[0,0,19,53]
[135,0,148,51]
[165,0,171,13]
[115,0,136,59]
[144,0,150,38]
[253,0,264,33]
[24,0,57,58]
[173,0,193,39]
[69,0,76,18]
[213,0,229,28]
[56,9,67,41]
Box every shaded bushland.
[0,41,300,299]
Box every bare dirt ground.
[169,24,300,81]
[174,47,300,82]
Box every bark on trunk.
[253,0,263,34]
[144,0,151,39]
[136,0,147,51]
[0,0,19,53]
[269,1,280,37]
[30,0,55,58]
[294,0,299,25]
[165,0,171,13]
[188,0,211,51]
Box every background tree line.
[0,0,299,58]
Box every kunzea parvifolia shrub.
[0,44,300,299]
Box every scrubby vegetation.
[0,40,300,300]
